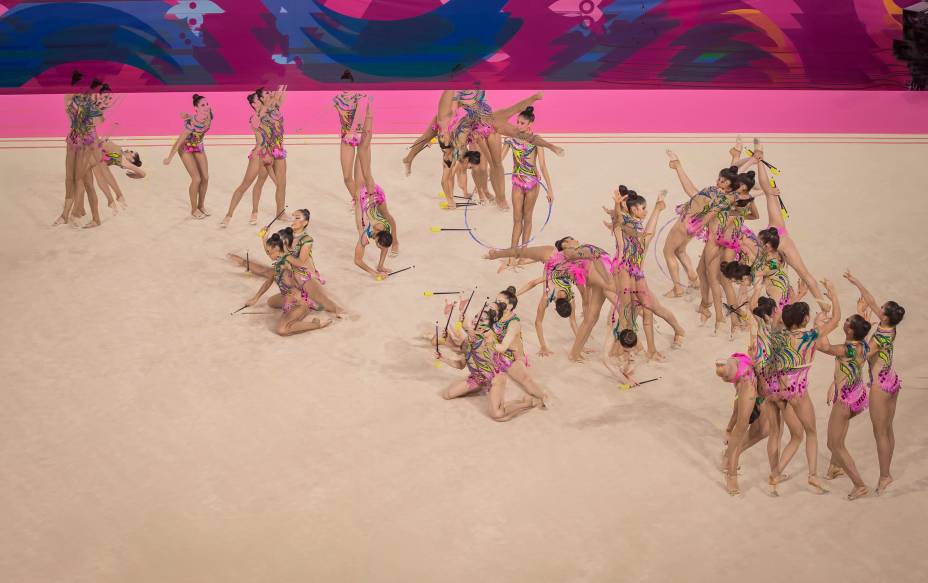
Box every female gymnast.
[221,92,276,226]
[55,78,114,226]
[82,138,144,227]
[164,93,213,219]
[353,177,399,277]
[514,252,580,357]
[753,144,830,312]
[843,270,905,495]
[767,282,841,494]
[334,89,376,209]
[819,304,873,501]
[715,344,760,495]
[499,106,554,268]
[608,189,685,362]
[441,305,541,421]
[491,286,551,409]
[243,230,333,336]
[660,149,741,298]
[436,90,563,210]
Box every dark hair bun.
[745,170,755,178]
[505,286,516,295]
[524,106,534,114]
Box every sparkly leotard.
[290,234,326,289]
[334,91,367,146]
[360,184,390,241]
[716,198,751,252]
[619,215,646,280]
[773,328,819,401]
[872,326,901,394]
[66,94,103,149]
[464,328,499,391]
[504,138,539,190]
[676,186,721,241]
[248,113,273,164]
[182,111,213,154]
[454,89,493,138]
[273,256,312,313]
[491,315,522,373]
[835,341,870,413]
[262,105,286,160]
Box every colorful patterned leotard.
[835,341,870,413]
[676,186,721,241]
[464,328,499,391]
[334,91,366,146]
[872,326,901,394]
[504,138,539,190]
[182,111,213,154]
[248,113,273,164]
[620,215,646,280]
[290,234,325,289]
[101,148,122,167]
[491,315,522,373]
[273,256,312,313]
[774,328,819,401]
[544,256,577,305]
[454,89,493,138]
[262,105,286,160]
[66,94,103,148]
[360,185,390,241]
[716,198,751,252]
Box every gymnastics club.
[423,291,460,296]
[744,148,780,176]
[443,303,456,338]
[430,227,472,232]
[230,305,248,315]
[460,288,476,319]
[723,301,749,317]
[474,298,490,326]
[376,265,415,281]
[245,251,249,272]
[258,208,288,238]
[619,377,661,391]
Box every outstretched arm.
[517,276,545,296]
[164,130,189,165]
[485,245,555,263]
[816,279,842,336]
[843,270,881,316]
[247,275,275,306]
[666,151,699,198]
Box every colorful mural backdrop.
[0,0,912,93]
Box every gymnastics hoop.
[463,173,553,249]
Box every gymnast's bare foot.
[876,475,893,495]
[808,474,829,494]
[847,485,870,501]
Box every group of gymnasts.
[51,78,906,501]
[429,123,905,502]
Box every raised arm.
[641,191,667,249]
[816,279,842,337]
[843,270,881,317]
[666,150,699,198]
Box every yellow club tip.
[430,226,441,233]
[423,291,433,296]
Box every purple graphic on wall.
[0,0,913,93]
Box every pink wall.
[1,90,926,137]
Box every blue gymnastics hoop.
[463,173,553,249]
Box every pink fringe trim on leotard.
[359,184,386,209]
[182,143,205,154]
[685,215,710,241]
[877,367,901,394]
[511,174,540,190]
[838,381,869,413]
[777,367,810,401]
